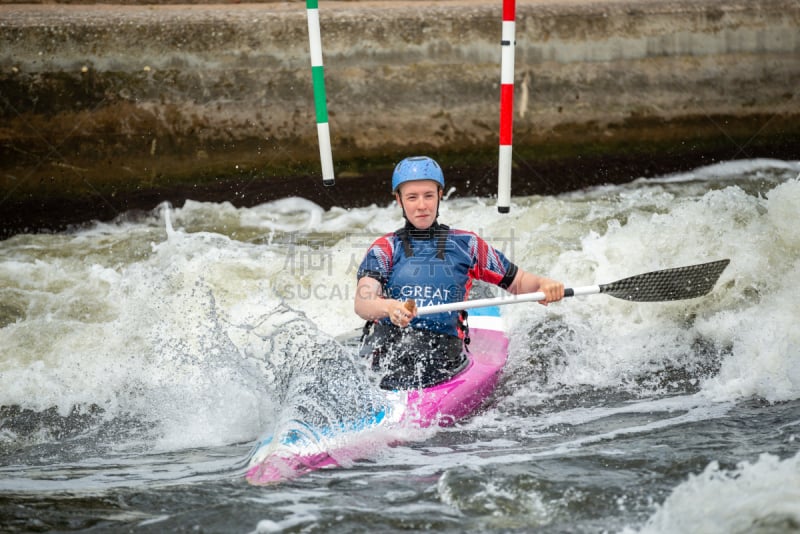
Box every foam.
[629,451,800,534]
[1,159,798,455]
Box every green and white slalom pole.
[306,0,335,186]
[497,0,516,213]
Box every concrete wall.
[1,0,799,234]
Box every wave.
[1,159,798,459]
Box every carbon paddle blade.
[599,259,730,302]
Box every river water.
[1,158,799,533]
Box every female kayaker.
[354,155,564,389]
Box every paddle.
[416,259,730,316]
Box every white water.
[632,451,800,534]
[1,158,799,531]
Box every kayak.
[245,305,508,485]
[246,259,733,484]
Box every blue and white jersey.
[357,223,518,336]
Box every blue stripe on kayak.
[253,405,391,451]
[467,305,501,317]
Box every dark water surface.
[1,159,799,533]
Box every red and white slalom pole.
[497,0,516,213]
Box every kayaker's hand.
[507,270,565,306]
[538,278,565,306]
[388,299,416,328]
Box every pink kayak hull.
[404,324,508,428]
[246,310,507,485]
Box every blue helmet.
[391,156,445,192]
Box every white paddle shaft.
[416,285,601,316]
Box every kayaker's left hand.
[537,277,564,305]
[506,271,564,305]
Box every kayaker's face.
[396,181,442,230]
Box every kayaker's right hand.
[388,299,416,328]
